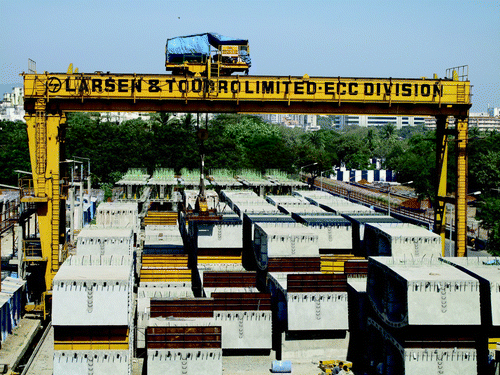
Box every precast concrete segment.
[220,189,259,207]
[191,213,243,250]
[364,222,441,258]
[253,224,319,270]
[293,190,336,200]
[147,348,222,375]
[136,286,195,349]
[367,257,481,327]
[342,214,401,256]
[144,225,183,252]
[367,317,478,375]
[440,257,500,326]
[214,310,272,349]
[52,255,134,326]
[317,200,375,215]
[0,277,26,337]
[265,195,310,207]
[76,227,134,257]
[268,272,349,331]
[242,213,296,257]
[278,204,327,215]
[53,350,131,375]
[292,214,352,252]
[233,203,281,219]
[95,202,139,234]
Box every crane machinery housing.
[165,32,250,77]
[20,34,471,317]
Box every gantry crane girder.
[22,72,471,291]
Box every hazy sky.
[1,0,498,112]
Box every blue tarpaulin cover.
[166,32,250,65]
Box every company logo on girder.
[43,75,447,100]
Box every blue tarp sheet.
[166,33,211,56]
[166,32,249,56]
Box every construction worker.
[338,364,353,374]
[333,361,344,374]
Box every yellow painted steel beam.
[435,116,449,256]
[54,341,129,350]
[21,70,472,304]
[25,108,65,291]
[23,73,471,116]
[197,256,242,263]
[456,117,468,256]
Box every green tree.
[0,120,31,185]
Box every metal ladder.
[51,171,60,273]
[35,98,47,197]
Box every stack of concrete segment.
[242,213,296,270]
[317,198,375,215]
[279,204,326,215]
[146,325,222,375]
[267,272,349,331]
[341,214,401,256]
[292,213,352,253]
[266,194,326,215]
[191,212,243,251]
[137,287,194,349]
[143,225,183,254]
[364,222,441,257]
[365,256,481,374]
[265,194,310,207]
[146,297,221,375]
[96,202,139,234]
[368,256,481,327]
[440,257,500,326]
[194,263,246,293]
[366,317,478,375]
[76,227,134,257]
[52,255,134,375]
[233,202,281,218]
[203,271,272,350]
[0,277,26,342]
[440,257,500,361]
[220,189,259,209]
[298,192,375,215]
[293,190,335,201]
[253,223,319,271]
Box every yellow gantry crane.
[22,62,471,313]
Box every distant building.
[333,115,428,129]
[259,114,318,131]
[487,107,500,117]
[99,112,151,123]
[423,110,500,131]
[1,87,25,121]
[468,111,500,131]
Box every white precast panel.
[404,348,477,375]
[368,257,481,326]
[53,350,130,375]
[196,219,243,249]
[214,310,272,349]
[95,202,139,232]
[76,227,133,257]
[52,256,133,326]
[254,224,319,261]
[147,349,222,375]
[440,257,500,326]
